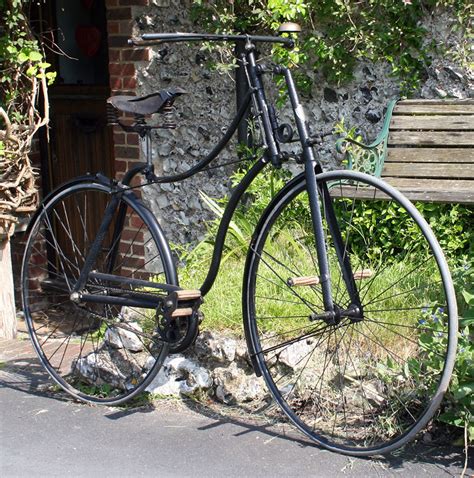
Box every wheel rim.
[22,182,172,404]
[246,171,457,454]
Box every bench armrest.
[336,99,398,177]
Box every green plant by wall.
[191,0,472,94]
[0,0,55,236]
[412,260,473,445]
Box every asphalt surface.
[1,342,472,478]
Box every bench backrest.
[383,99,474,203]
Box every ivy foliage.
[0,0,55,121]
[0,0,55,232]
[191,0,472,92]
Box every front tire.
[243,170,457,456]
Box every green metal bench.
[336,99,474,204]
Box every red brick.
[122,76,137,90]
[121,48,151,62]
[115,160,128,173]
[109,63,135,76]
[132,244,145,256]
[115,145,139,159]
[107,7,131,20]
[107,22,120,35]
[118,226,145,243]
[130,216,145,228]
[126,133,139,146]
[109,76,122,90]
[114,132,126,145]
[108,48,121,62]
[105,0,119,6]
[118,20,134,34]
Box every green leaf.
[453,383,474,400]
[17,51,28,63]
[29,51,43,62]
[462,290,474,306]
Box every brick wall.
[106,0,152,186]
[105,0,153,276]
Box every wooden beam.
[387,148,474,163]
[383,162,474,179]
[390,115,474,130]
[394,103,474,115]
[383,177,474,203]
[388,131,474,146]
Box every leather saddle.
[107,87,186,115]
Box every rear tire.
[22,179,176,405]
[243,170,457,456]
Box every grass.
[175,231,445,352]
[178,244,245,333]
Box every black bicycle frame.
[72,39,360,314]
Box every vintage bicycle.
[21,27,458,457]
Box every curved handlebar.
[128,32,294,47]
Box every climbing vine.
[191,0,472,93]
[0,0,55,237]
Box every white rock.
[146,355,212,396]
[213,362,265,404]
[194,331,237,364]
[279,340,314,370]
[104,322,144,352]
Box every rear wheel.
[243,170,457,456]
[22,179,176,405]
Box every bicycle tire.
[243,170,457,456]
[21,178,176,405]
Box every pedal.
[287,276,320,287]
[176,289,201,301]
[353,269,373,279]
[171,307,194,318]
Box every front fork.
[282,68,362,322]
[304,159,364,323]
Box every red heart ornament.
[75,25,101,57]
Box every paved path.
[1,338,472,478]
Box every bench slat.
[388,131,474,146]
[394,104,474,115]
[390,189,474,203]
[387,148,474,163]
[390,115,474,130]
[383,162,474,178]
[396,99,474,105]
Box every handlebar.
[128,32,294,48]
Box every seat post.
[143,128,154,173]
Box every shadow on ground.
[1,357,472,477]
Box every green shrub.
[416,260,474,442]
[190,0,472,93]
[334,199,473,263]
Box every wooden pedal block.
[287,276,320,287]
[176,289,201,300]
[353,269,373,279]
[170,307,193,318]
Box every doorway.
[36,0,114,191]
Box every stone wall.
[130,1,472,245]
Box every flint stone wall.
[131,3,473,245]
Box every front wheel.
[21,178,176,405]
[243,170,457,456]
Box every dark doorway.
[34,0,114,193]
